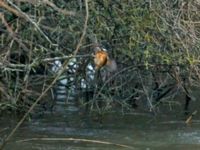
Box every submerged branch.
[16,137,133,149]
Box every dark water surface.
[1,103,200,150]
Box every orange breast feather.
[94,50,108,70]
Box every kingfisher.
[93,47,117,72]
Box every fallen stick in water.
[185,110,198,125]
[16,137,134,149]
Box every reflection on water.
[1,104,200,150]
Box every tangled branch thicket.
[0,0,200,114]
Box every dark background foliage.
[0,0,200,114]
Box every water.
[1,102,200,150]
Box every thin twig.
[0,12,29,52]
[13,0,75,16]
[5,0,55,45]
[0,1,22,17]
[43,0,75,16]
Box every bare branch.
[2,0,55,45]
